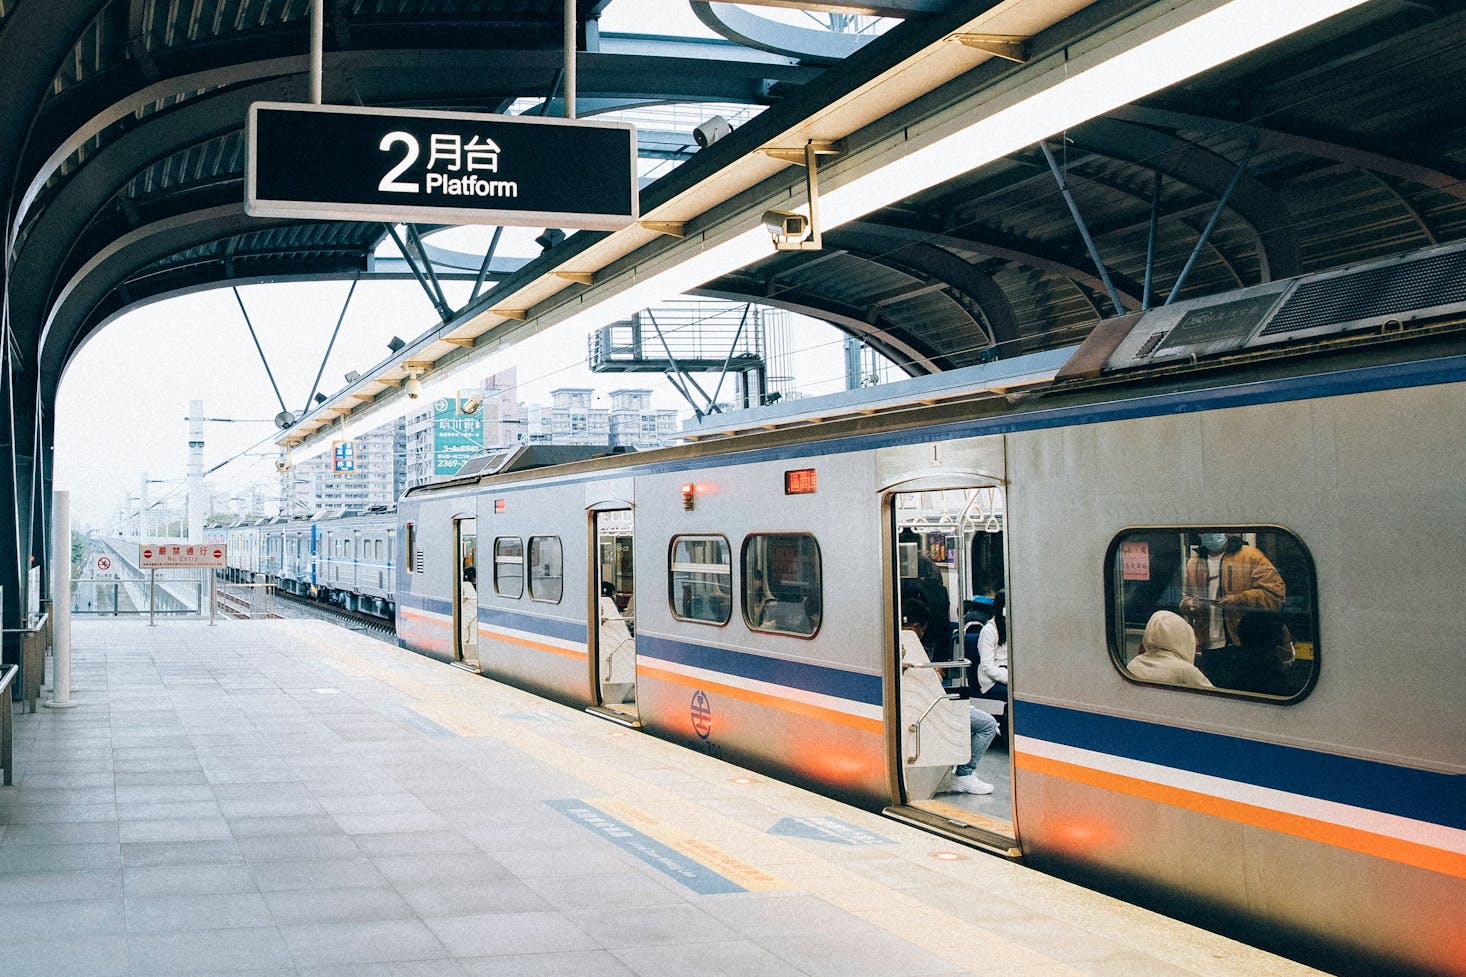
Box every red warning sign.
[139,543,227,568]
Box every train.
[222,508,397,618]
[236,242,1464,977]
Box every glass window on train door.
[456,518,478,669]
[594,509,637,716]
[892,487,1012,832]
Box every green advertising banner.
[433,397,483,475]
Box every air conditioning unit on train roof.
[1069,240,1466,378]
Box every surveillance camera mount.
[760,140,839,252]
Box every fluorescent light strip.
[819,0,1370,228]
[290,0,1364,454]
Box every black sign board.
[246,102,638,229]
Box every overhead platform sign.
[245,102,638,229]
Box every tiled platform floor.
[0,620,1329,977]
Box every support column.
[45,490,76,709]
[1,378,38,696]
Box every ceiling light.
[817,0,1369,229]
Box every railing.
[71,576,206,617]
[0,612,48,715]
[0,663,16,785]
[216,582,278,619]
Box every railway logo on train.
[690,691,713,740]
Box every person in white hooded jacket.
[1127,610,1214,688]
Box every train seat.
[899,634,970,801]
[761,600,812,632]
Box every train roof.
[400,241,1466,498]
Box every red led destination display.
[784,469,817,495]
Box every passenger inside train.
[1112,528,1316,700]
[903,598,997,796]
[973,590,1009,735]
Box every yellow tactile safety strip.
[293,622,1322,977]
[591,797,788,892]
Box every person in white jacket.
[976,591,1009,700]
[1127,610,1214,688]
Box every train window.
[742,534,822,637]
[493,536,524,598]
[669,535,731,625]
[405,523,415,571]
[528,536,563,604]
[1106,527,1318,702]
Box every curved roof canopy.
[3,0,1464,439]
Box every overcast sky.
[51,1,877,530]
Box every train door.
[591,508,637,721]
[454,517,478,670]
[887,484,1015,852]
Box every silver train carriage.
[395,244,1466,977]
[224,509,396,618]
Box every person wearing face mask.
[1179,532,1285,688]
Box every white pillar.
[563,0,576,119]
[138,472,149,540]
[187,400,205,542]
[310,0,324,104]
[46,490,78,709]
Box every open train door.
[878,439,1018,856]
[453,516,478,670]
[589,506,639,725]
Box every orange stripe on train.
[638,663,883,736]
[481,628,586,660]
[1016,750,1466,881]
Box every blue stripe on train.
[398,594,588,644]
[638,634,883,707]
[482,605,587,643]
[1016,700,1465,831]
[398,593,453,618]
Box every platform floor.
[0,621,1329,977]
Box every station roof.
[3,1,1463,443]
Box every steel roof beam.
[692,2,875,64]
[1113,104,1466,203]
[839,218,1145,311]
[1064,117,1299,281]
[693,282,943,375]
[820,228,1021,352]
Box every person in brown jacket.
[1179,533,1284,689]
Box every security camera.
[275,460,292,473]
[693,115,733,149]
[459,395,482,414]
[404,376,423,399]
[762,209,809,244]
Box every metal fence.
[216,581,278,620]
[71,574,208,617]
